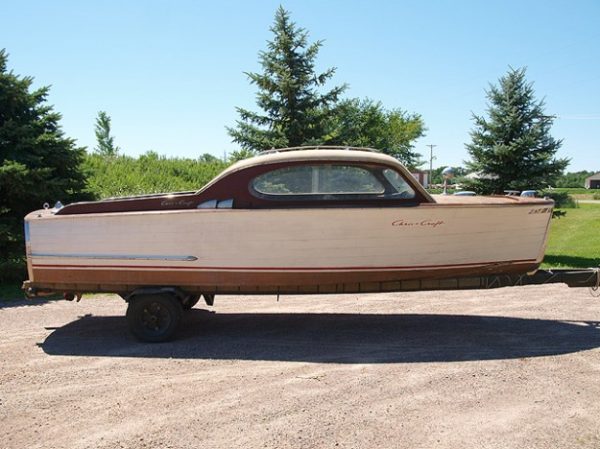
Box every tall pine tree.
[0,49,87,281]
[228,6,346,152]
[465,67,568,193]
[94,111,119,157]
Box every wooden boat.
[23,146,555,340]
[25,146,554,295]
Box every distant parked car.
[520,190,537,198]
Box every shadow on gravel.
[40,310,600,363]
[0,298,60,308]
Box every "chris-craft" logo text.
[392,219,445,228]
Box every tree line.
[0,7,579,282]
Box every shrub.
[0,256,26,284]
[82,152,230,199]
[539,189,577,209]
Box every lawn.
[552,187,600,200]
[552,187,599,195]
[542,203,600,268]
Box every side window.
[383,168,416,199]
[252,166,313,194]
[252,165,385,196]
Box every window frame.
[248,162,417,203]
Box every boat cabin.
[56,147,434,215]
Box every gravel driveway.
[1,285,600,448]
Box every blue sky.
[1,0,598,171]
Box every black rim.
[140,301,172,335]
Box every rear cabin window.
[252,165,384,196]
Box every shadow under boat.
[39,310,600,364]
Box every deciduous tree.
[327,98,426,168]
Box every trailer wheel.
[126,293,182,342]
[181,294,200,310]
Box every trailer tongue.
[367,268,600,293]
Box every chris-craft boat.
[23,146,561,340]
[24,146,554,298]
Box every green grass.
[542,203,600,268]
[551,187,600,200]
[552,188,593,195]
[552,187,600,195]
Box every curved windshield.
[382,168,416,199]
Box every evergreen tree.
[227,6,346,152]
[328,98,426,168]
[0,49,87,280]
[465,67,568,193]
[94,110,119,156]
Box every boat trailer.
[23,267,600,299]
[22,267,599,342]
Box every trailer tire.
[126,293,182,342]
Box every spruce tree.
[228,6,346,152]
[465,67,568,193]
[0,49,87,280]
[94,111,119,157]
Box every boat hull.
[25,202,553,294]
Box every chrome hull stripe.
[30,253,198,261]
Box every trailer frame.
[22,267,600,342]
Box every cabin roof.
[206,148,408,186]
[228,148,401,171]
[586,172,600,181]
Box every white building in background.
[585,172,600,189]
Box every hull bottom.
[26,260,539,295]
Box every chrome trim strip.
[30,253,198,261]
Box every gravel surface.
[1,285,600,448]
